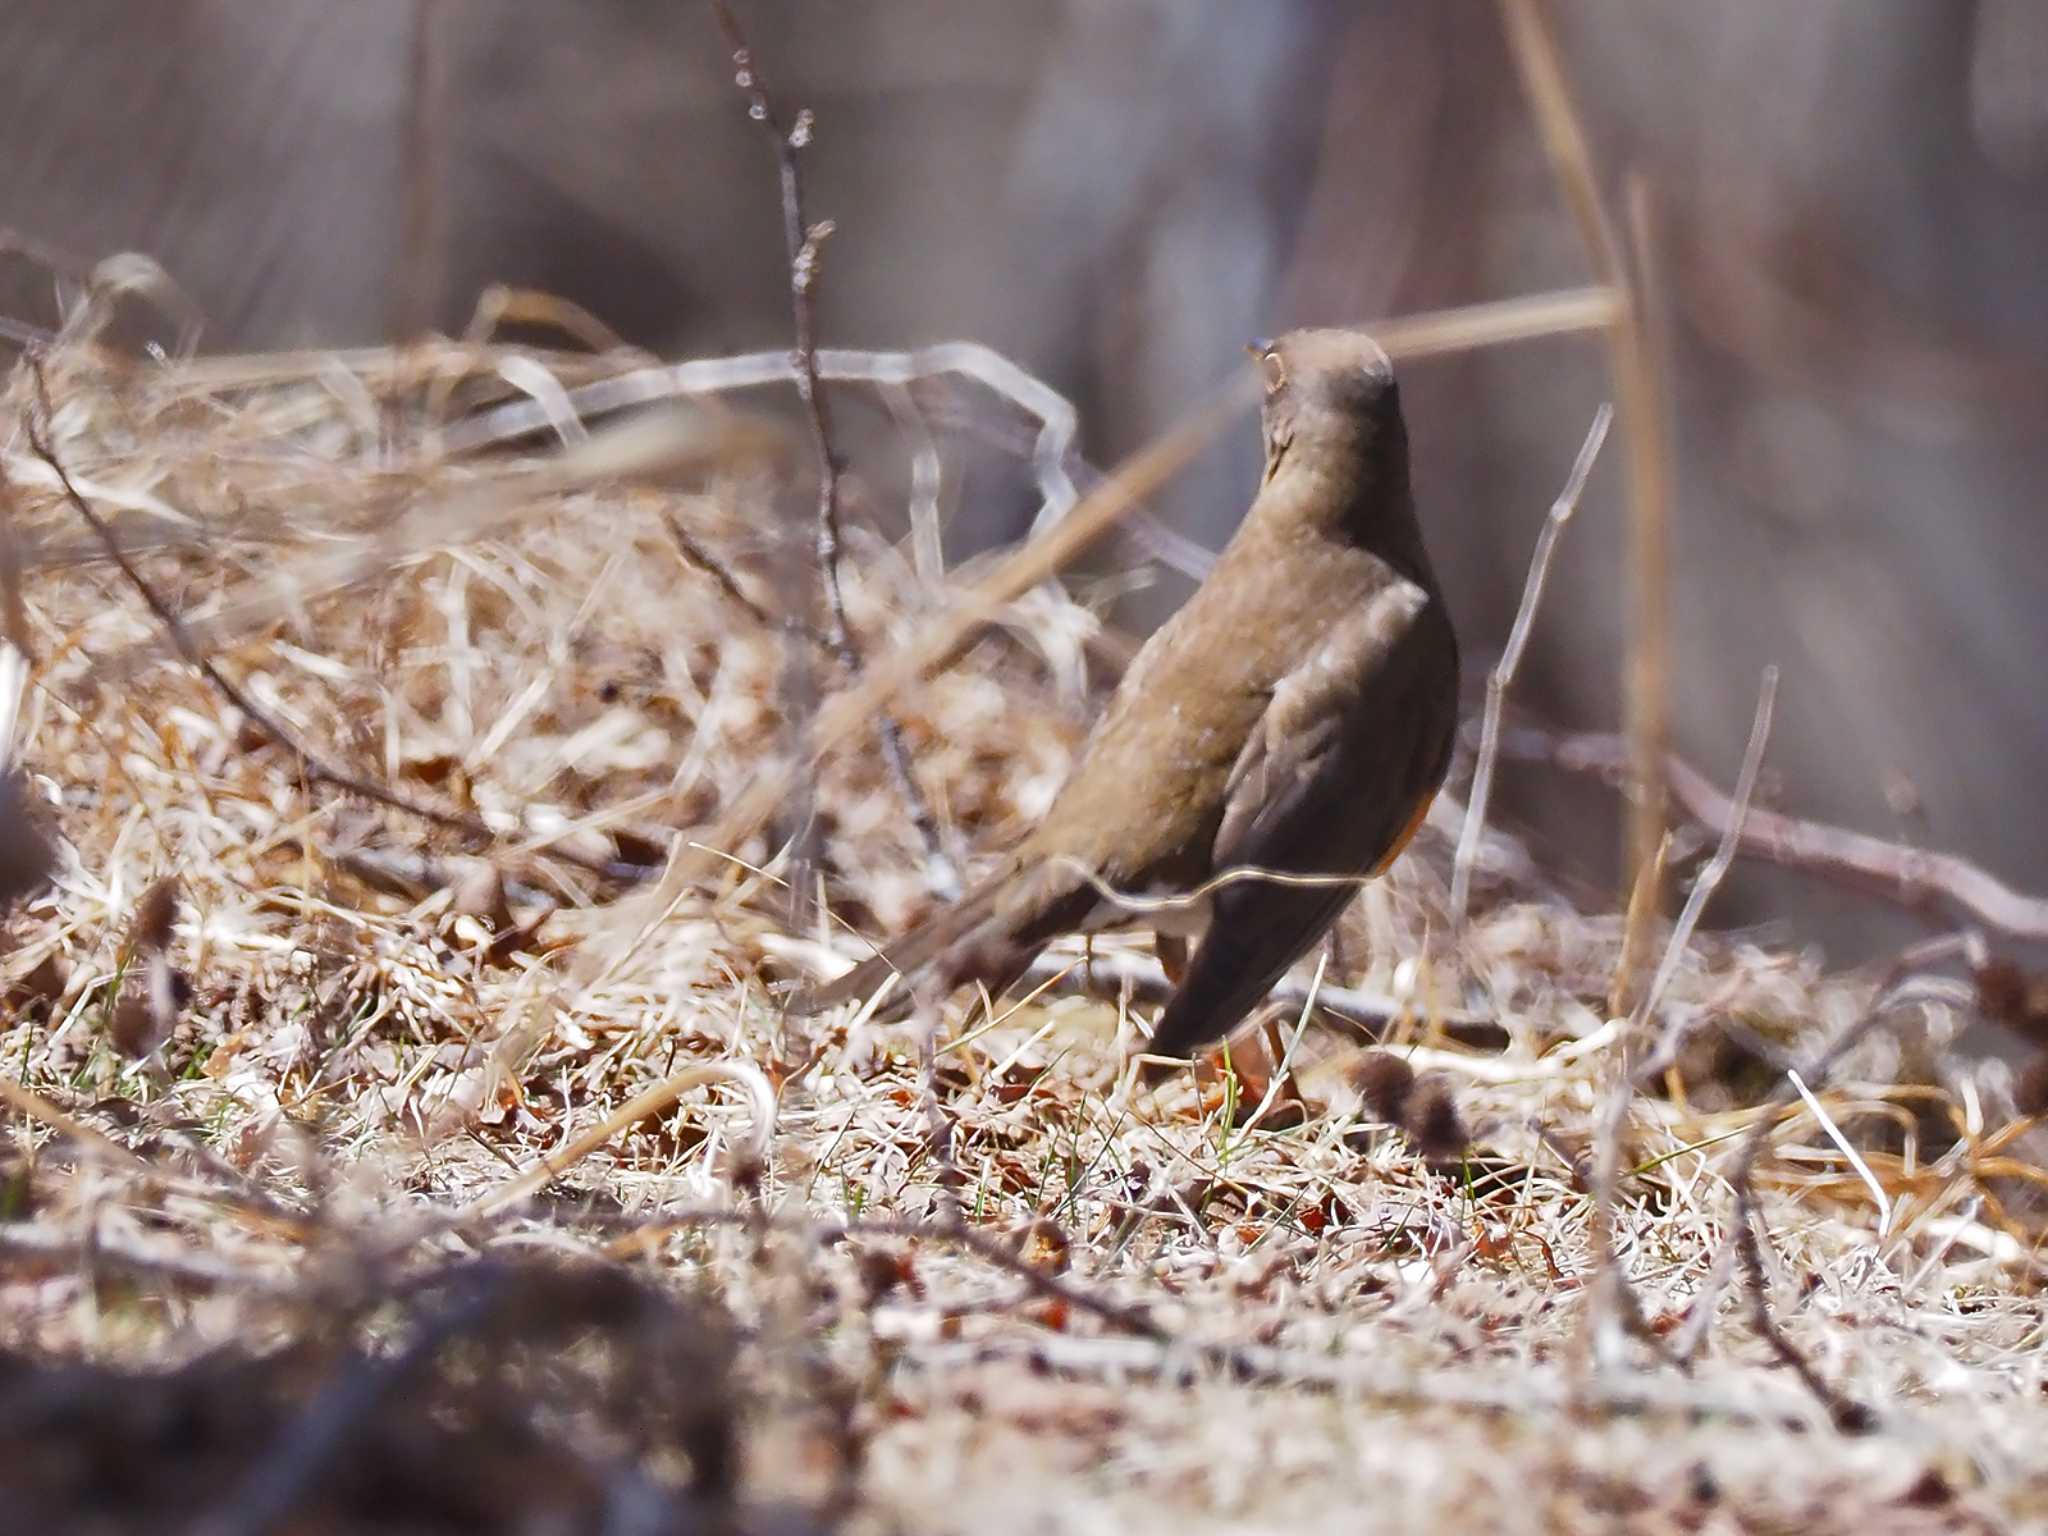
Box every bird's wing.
[1212,576,1432,864]
[1148,577,1451,1057]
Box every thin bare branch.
[702,0,957,899]
[1620,176,1676,923]
[1584,667,1775,1371]
[1449,403,1613,937]
[660,506,780,633]
[1496,0,1626,287]
[1630,667,1778,1035]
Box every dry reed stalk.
[1498,0,1673,969]
[391,0,449,345]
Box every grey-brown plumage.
[792,328,1459,1057]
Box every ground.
[0,338,2043,1534]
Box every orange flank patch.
[1370,790,1437,876]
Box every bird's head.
[1247,328,1403,488]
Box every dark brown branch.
[0,460,31,660]
[1491,724,2048,941]
[23,358,638,885]
[702,0,958,898]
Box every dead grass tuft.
[0,336,2042,1533]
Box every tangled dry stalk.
[0,311,2042,1532]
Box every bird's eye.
[1256,348,1287,396]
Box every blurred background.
[4,0,2044,963]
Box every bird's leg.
[1123,934,1193,1092]
[917,1003,966,1225]
[1156,932,1189,988]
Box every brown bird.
[793,328,1459,1057]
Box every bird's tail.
[784,913,964,1017]
[1143,884,1352,1058]
[784,869,1012,1016]
[785,861,1092,1018]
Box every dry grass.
[0,335,2045,1534]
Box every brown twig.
[703,0,959,899]
[391,0,449,344]
[899,1330,1821,1427]
[1448,403,1613,939]
[1584,667,1775,1373]
[23,358,637,885]
[1490,725,2048,942]
[0,460,30,661]
[461,1059,776,1222]
[1498,0,1672,965]
[1620,176,1676,913]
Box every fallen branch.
[1492,724,2048,941]
[893,1332,1829,1430]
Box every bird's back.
[1017,476,1418,892]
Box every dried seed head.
[1403,1074,1470,1162]
[0,772,56,909]
[2014,1054,2048,1119]
[1351,1049,1416,1125]
[109,991,158,1058]
[129,876,180,955]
